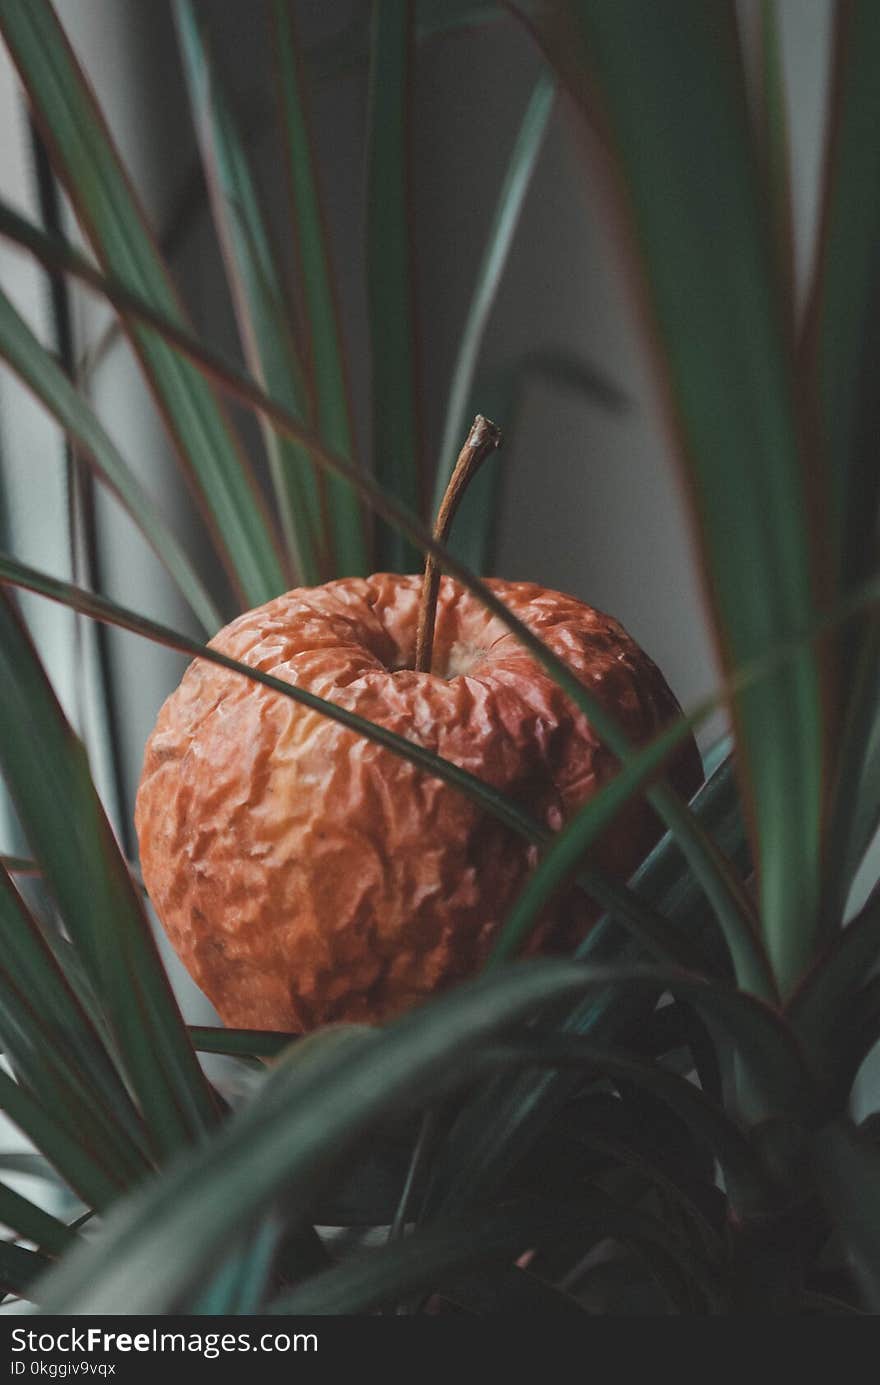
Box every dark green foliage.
[0,0,876,1315]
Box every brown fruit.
[135,574,702,1032]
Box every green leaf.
[366,0,422,572]
[272,0,368,577]
[0,1069,120,1211]
[0,289,220,634]
[825,659,880,927]
[425,759,749,1214]
[187,1219,282,1316]
[0,588,218,1159]
[544,0,827,992]
[173,0,326,587]
[494,969,813,1128]
[812,1121,880,1311]
[809,3,880,933]
[487,715,761,991]
[618,754,747,962]
[0,856,37,878]
[805,0,880,596]
[188,1027,294,1060]
[0,865,151,1189]
[0,1179,74,1258]
[432,75,555,508]
[0,1240,50,1300]
[0,1153,59,1183]
[827,974,880,1096]
[562,864,715,975]
[31,959,718,1313]
[789,886,880,1063]
[701,733,734,781]
[0,0,287,607]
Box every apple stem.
[414,415,502,674]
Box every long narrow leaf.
[0,866,151,1186]
[0,589,218,1157]
[272,0,368,576]
[0,289,220,633]
[0,1179,74,1257]
[0,0,287,607]
[538,0,828,992]
[187,1219,282,1316]
[366,0,422,571]
[809,1,880,933]
[0,856,37,877]
[827,974,880,1096]
[488,720,764,994]
[828,660,880,925]
[812,1121,880,1311]
[789,884,880,1056]
[433,75,554,509]
[426,757,748,1214]
[173,0,326,586]
[0,1241,49,1300]
[0,1153,58,1183]
[188,1027,293,1060]
[0,1069,121,1211]
[804,0,880,596]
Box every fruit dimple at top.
[441,641,491,679]
[135,573,703,1033]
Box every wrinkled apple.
[135,573,701,1032]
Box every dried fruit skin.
[135,575,702,1032]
